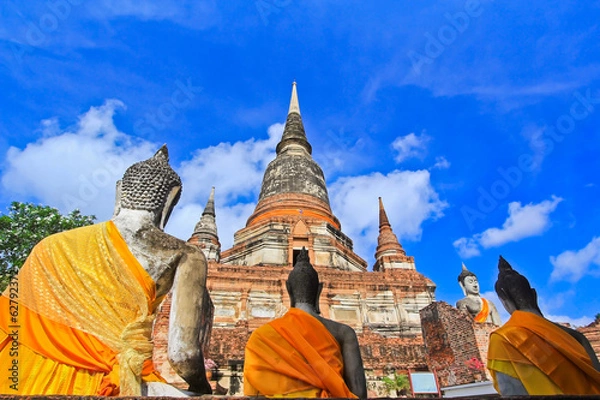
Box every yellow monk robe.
[0,221,164,396]
[474,298,490,322]
[244,308,357,398]
[487,310,600,395]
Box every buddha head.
[458,263,480,296]
[114,145,182,230]
[286,247,323,313]
[495,256,542,315]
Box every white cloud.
[454,196,562,258]
[481,290,594,327]
[167,202,256,251]
[173,127,448,255]
[330,169,448,262]
[453,237,481,259]
[39,117,62,137]
[90,1,220,30]
[538,289,572,312]
[1,99,156,219]
[391,132,430,163]
[544,314,594,328]
[316,130,369,177]
[521,123,548,170]
[432,156,450,170]
[478,196,563,248]
[0,101,279,247]
[536,290,595,327]
[550,237,600,283]
[176,129,448,257]
[178,123,280,205]
[1,102,447,260]
[167,124,281,247]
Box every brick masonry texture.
[420,301,494,387]
[152,261,435,395]
[577,319,600,360]
[152,284,600,394]
[419,302,600,388]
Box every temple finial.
[203,187,216,217]
[288,81,301,115]
[378,197,391,229]
[276,81,310,156]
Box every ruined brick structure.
[419,302,496,388]
[202,264,433,368]
[419,302,600,390]
[152,82,437,396]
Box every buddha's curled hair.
[120,145,182,213]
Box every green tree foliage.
[382,372,410,396]
[0,202,96,292]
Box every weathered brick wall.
[358,327,427,373]
[204,322,252,366]
[166,322,428,377]
[152,261,435,394]
[578,320,600,360]
[420,301,491,387]
[474,323,496,380]
[158,323,428,396]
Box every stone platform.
[4,395,600,399]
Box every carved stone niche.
[211,291,242,327]
[247,290,285,320]
[330,293,362,329]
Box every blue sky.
[1,1,599,326]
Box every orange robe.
[474,298,490,322]
[487,310,600,395]
[244,308,357,398]
[0,221,163,396]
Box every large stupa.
[152,83,437,396]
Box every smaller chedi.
[456,263,501,325]
[243,248,367,399]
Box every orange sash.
[474,298,490,322]
[244,308,357,398]
[488,311,600,395]
[0,221,164,395]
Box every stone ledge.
[3,396,600,400]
